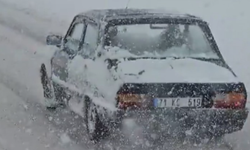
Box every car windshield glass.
[105,23,219,59]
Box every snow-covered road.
[0,0,250,149]
[0,25,82,150]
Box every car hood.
[117,58,239,83]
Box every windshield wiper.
[126,56,220,61]
[126,56,179,60]
[138,70,145,75]
[124,69,145,77]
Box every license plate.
[153,97,202,108]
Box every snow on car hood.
[117,58,239,83]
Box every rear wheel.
[84,96,108,143]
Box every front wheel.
[40,63,59,109]
[84,96,108,143]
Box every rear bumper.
[111,108,249,137]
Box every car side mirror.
[46,34,63,46]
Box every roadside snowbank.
[0,1,68,43]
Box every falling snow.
[0,0,249,150]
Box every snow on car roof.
[78,8,203,23]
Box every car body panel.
[51,50,70,81]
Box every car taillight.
[117,94,151,110]
[213,92,246,109]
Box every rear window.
[105,23,219,59]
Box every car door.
[65,21,99,91]
[51,18,86,81]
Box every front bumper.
[112,108,248,137]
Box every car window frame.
[78,18,100,58]
[62,16,86,54]
[82,20,99,46]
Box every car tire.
[40,63,64,110]
[52,82,70,107]
[84,96,108,143]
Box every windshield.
[105,23,219,59]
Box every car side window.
[70,23,84,40]
[80,23,98,58]
[64,23,85,53]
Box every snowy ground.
[0,0,250,149]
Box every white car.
[40,8,249,143]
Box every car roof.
[77,8,204,23]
